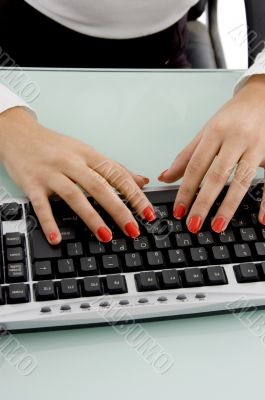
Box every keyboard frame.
[1,184,265,332]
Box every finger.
[172,134,222,220]
[158,131,203,183]
[49,174,113,242]
[70,166,151,238]
[185,144,243,233]
[90,158,156,222]
[259,171,265,224]
[29,189,62,245]
[118,163,150,188]
[212,153,259,232]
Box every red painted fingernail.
[173,204,186,219]
[125,221,140,238]
[212,216,226,233]
[158,169,168,181]
[137,175,150,184]
[143,206,156,221]
[262,215,265,225]
[49,231,57,242]
[97,227,112,242]
[187,216,202,234]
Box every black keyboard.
[1,182,265,332]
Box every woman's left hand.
[158,74,265,234]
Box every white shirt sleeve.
[0,82,36,116]
[234,47,265,93]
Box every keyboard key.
[67,242,83,257]
[1,202,22,221]
[190,247,208,265]
[234,263,259,283]
[239,228,257,242]
[161,269,182,289]
[60,227,76,241]
[154,205,168,218]
[6,247,24,263]
[197,231,214,245]
[35,281,57,301]
[111,239,127,253]
[0,286,5,305]
[7,283,30,304]
[182,268,204,287]
[154,236,171,249]
[4,232,23,247]
[79,257,98,276]
[57,259,76,277]
[6,263,27,283]
[33,261,53,280]
[30,230,62,260]
[212,245,231,263]
[205,266,227,285]
[231,214,248,228]
[167,220,182,233]
[259,262,265,279]
[105,275,127,294]
[124,253,143,271]
[167,249,187,267]
[135,271,160,291]
[254,242,265,259]
[147,251,164,268]
[176,233,193,247]
[133,236,150,251]
[59,279,80,299]
[219,230,236,244]
[88,241,105,254]
[82,276,103,296]
[233,244,252,261]
[102,254,121,274]
[144,220,168,235]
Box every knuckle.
[178,184,194,199]
[186,159,201,176]
[192,198,211,215]
[60,184,79,202]
[207,168,227,184]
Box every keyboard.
[1,181,265,332]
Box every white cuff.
[0,82,36,117]
[234,47,265,94]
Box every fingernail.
[158,169,168,181]
[262,215,265,225]
[212,216,226,233]
[137,175,150,184]
[187,216,202,234]
[173,204,186,219]
[49,231,57,242]
[125,221,140,238]
[143,206,156,221]
[97,227,113,242]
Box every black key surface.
[176,233,193,247]
[57,259,76,277]
[102,254,121,274]
[212,245,231,263]
[33,261,53,280]
[135,271,160,291]
[182,268,204,287]
[190,247,208,265]
[205,266,227,285]
[60,227,76,241]
[233,244,252,261]
[82,276,103,296]
[6,263,27,283]
[6,247,24,263]
[30,230,62,260]
[59,279,80,299]
[154,205,168,218]
[124,253,143,271]
[35,280,57,301]
[197,231,214,245]
[105,274,127,294]
[239,228,257,242]
[133,236,150,251]
[254,242,265,259]
[219,230,236,244]
[5,232,23,247]
[231,214,248,228]
[0,286,5,305]
[234,263,259,283]
[7,283,30,304]
[79,257,98,276]
[111,239,127,253]
[154,236,171,249]
[88,241,105,254]
[167,220,183,233]
[1,202,22,221]
[147,251,164,268]
[168,249,187,267]
[161,269,182,289]
[67,242,83,257]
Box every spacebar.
[30,230,62,260]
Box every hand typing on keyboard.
[158,75,265,235]
[0,107,156,244]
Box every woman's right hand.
[0,107,156,244]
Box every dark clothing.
[0,0,191,68]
